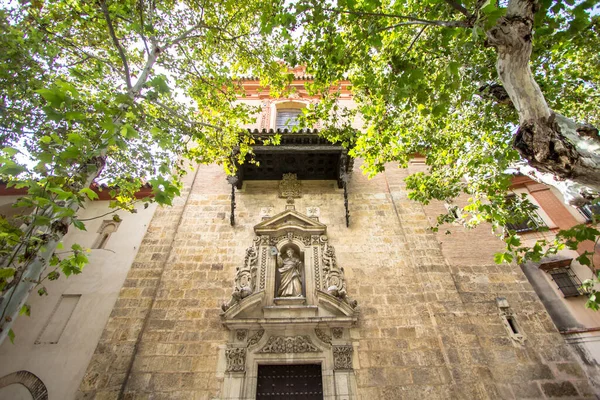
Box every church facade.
[1,71,599,399]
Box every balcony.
[233,128,353,189]
[505,210,546,233]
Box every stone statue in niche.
[276,248,303,297]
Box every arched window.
[0,371,48,400]
[275,108,302,130]
[92,220,119,249]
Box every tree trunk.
[486,0,600,205]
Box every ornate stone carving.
[259,246,267,290]
[313,247,320,290]
[225,347,246,372]
[321,236,357,308]
[278,173,302,198]
[236,330,247,341]
[271,233,311,247]
[315,329,331,345]
[260,207,274,220]
[332,328,343,339]
[247,329,265,347]
[222,242,259,311]
[333,346,353,371]
[306,206,320,219]
[286,197,296,210]
[258,336,319,353]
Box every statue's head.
[286,248,295,257]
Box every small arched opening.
[92,221,119,249]
[0,371,48,400]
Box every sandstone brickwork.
[77,161,596,399]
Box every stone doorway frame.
[219,328,357,400]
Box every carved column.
[222,346,246,399]
[333,345,357,399]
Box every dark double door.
[256,364,323,399]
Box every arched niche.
[274,242,306,300]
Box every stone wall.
[78,161,596,399]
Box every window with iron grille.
[548,267,584,297]
[578,202,600,222]
[276,109,302,130]
[505,195,546,233]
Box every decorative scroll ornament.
[333,346,353,370]
[258,336,319,353]
[247,329,265,347]
[222,241,259,311]
[278,173,302,198]
[321,237,357,308]
[225,347,246,372]
[315,329,332,345]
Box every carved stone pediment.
[254,209,326,237]
[258,335,320,353]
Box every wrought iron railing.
[505,210,546,233]
[548,267,585,297]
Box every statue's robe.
[278,256,302,297]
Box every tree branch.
[131,45,158,95]
[78,209,119,222]
[404,25,428,57]
[177,44,229,96]
[324,7,467,27]
[99,0,133,90]
[138,0,150,57]
[163,22,207,50]
[144,97,222,130]
[445,0,471,17]
[375,19,466,33]
[40,27,121,74]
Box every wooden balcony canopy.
[232,128,353,189]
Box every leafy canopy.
[264,0,600,305]
[0,0,289,337]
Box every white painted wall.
[0,384,32,400]
[0,199,157,400]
